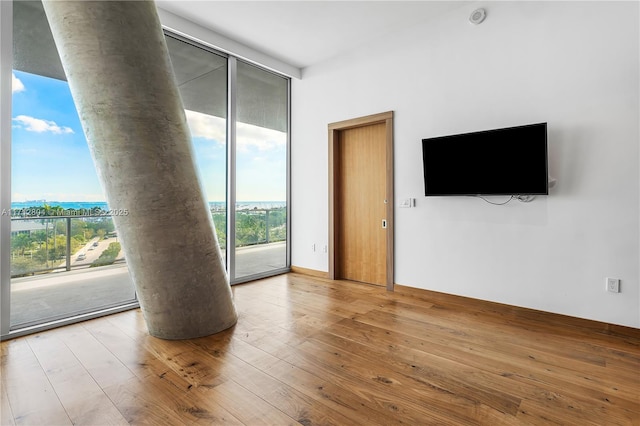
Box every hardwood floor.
[1,273,639,425]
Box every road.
[67,235,123,267]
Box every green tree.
[71,220,88,241]
[91,242,121,267]
[43,204,64,217]
[55,220,66,235]
[236,213,265,246]
[33,248,58,264]
[11,233,32,256]
[212,211,226,248]
[71,235,84,253]
[32,230,47,246]
[10,257,41,277]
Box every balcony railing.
[9,206,287,278]
[10,214,123,278]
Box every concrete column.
[42,0,237,339]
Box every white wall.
[291,1,640,328]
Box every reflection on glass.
[6,2,291,331]
[10,216,121,276]
[166,34,228,262]
[10,1,136,330]
[235,61,288,279]
[9,214,133,328]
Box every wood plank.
[83,316,243,424]
[85,317,247,426]
[264,359,402,425]
[26,333,128,425]
[1,373,15,426]
[1,273,638,425]
[200,323,403,424]
[325,317,639,424]
[370,299,615,372]
[351,308,640,398]
[284,338,518,425]
[1,338,72,425]
[103,376,191,425]
[296,335,522,417]
[82,319,165,380]
[190,332,358,425]
[98,311,254,424]
[394,284,640,341]
[309,329,638,425]
[200,379,299,425]
[51,324,135,389]
[376,292,639,385]
[100,336,243,425]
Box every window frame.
[0,6,291,340]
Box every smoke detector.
[469,8,487,25]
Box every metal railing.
[9,214,122,278]
[233,207,287,247]
[9,206,287,278]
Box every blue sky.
[11,70,286,203]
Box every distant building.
[11,221,47,237]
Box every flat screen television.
[422,122,548,196]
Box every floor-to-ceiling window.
[165,38,291,283]
[165,34,229,264]
[234,61,289,280]
[1,1,290,339]
[8,0,137,330]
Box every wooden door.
[329,112,394,289]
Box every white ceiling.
[156,1,472,70]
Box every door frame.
[328,111,394,291]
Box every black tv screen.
[422,123,548,196]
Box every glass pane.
[10,0,135,329]
[10,215,133,328]
[235,61,288,279]
[165,34,228,263]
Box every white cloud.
[12,73,25,94]
[12,192,106,203]
[185,110,225,143]
[237,122,286,152]
[12,115,74,135]
[184,110,287,153]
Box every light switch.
[400,198,414,208]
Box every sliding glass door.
[234,61,289,281]
[165,39,291,283]
[9,0,137,330]
[1,0,290,338]
[165,34,229,264]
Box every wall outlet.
[312,243,316,252]
[323,245,327,253]
[606,277,620,293]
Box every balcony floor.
[9,241,287,330]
